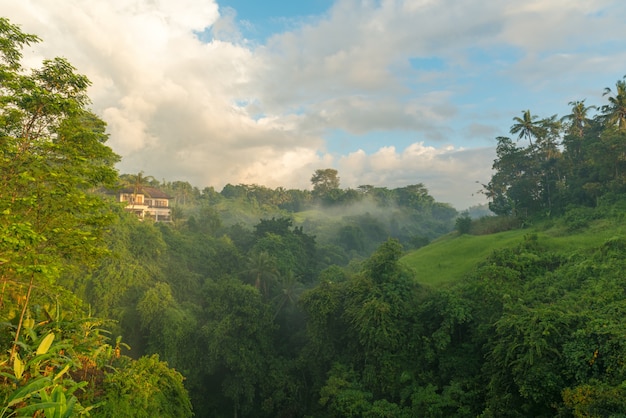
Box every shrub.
[469,216,522,235]
[455,214,472,235]
[561,206,599,232]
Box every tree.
[0,19,193,417]
[0,18,119,361]
[221,183,248,199]
[561,100,596,167]
[120,171,157,189]
[455,212,472,235]
[271,270,305,321]
[561,100,595,138]
[601,75,626,130]
[538,114,562,155]
[311,168,340,198]
[278,188,312,211]
[194,203,222,236]
[0,18,40,70]
[536,115,563,212]
[394,184,434,209]
[200,279,276,417]
[251,217,319,283]
[335,240,421,402]
[99,354,193,417]
[483,137,535,216]
[254,216,293,238]
[510,110,542,146]
[244,250,278,297]
[169,180,197,206]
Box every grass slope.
[401,229,528,286]
[401,217,626,286]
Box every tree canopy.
[0,18,192,417]
[485,75,626,218]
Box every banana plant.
[0,331,91,417]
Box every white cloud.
[1,0,624,209]
[337,143,495,208]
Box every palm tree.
[271,271,305,321]
[510,110,542,146]
[244,251,277,298]
[118,171,156,209]
[538,114,562,159]
[561,100,595,137]
[601,75,626,130]
[170,181,195,206]
[561,100,596,161]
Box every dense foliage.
[484,78,626,218]
[0,18,191,417]
[78,74,626,417]
[4,17,626,418]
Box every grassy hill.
[401,216,626,286]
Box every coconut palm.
[117,171,156,209]
[601,75,626,130]
[510,110,542,146]
[271,270,305,321]
[538,114,562,159]
[561,100,596,137]
[120,171,156,194]
[244,251,277,297]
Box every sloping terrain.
[401,216,626,286]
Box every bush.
[97,354,193,418]
[455,214,472,235]
[561,206,599,232]
[469,216,522,235]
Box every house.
[118,186,172,222]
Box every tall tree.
[601,75,626,130]
[200,278,276,417]
[244,250,278,297]
[120,171,158,189]
[561,100,595,138]
[539,114,561,152]
[311,168,340,198]
[483,136,540,216]
[0,19,195,418]
[510,109,542,146]
[394,183,434,209]
[0,18,119,359]
[561,100,597,166]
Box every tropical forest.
[3,17,626,418]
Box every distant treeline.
[119,169,460,257]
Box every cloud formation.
[2,0,625,209]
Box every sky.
[2,0,626,209]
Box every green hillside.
[401,229,527,285]
[402,216,626,286]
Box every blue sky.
[213,0,625,157]
[219,0,334,32]
[3,0,626,208]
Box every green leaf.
[7,376,51,406]
[36,332,55,355]
[15,401,60,415]
[53,364,70,381]
[13,355,24,380]
[23,317,35,330]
